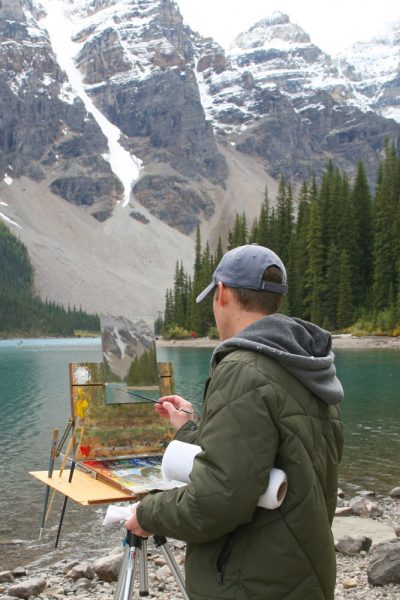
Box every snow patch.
[39,0,143,206]
[58,81,77,104]
[0,212,22,229]
[42,74,53,86]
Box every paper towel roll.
[161,439,202,483]
[257,467,287,509]
[161,440,287,510]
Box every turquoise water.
[158,346,400,496]
[0,340,399,570]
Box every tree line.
[161,142,400,337]
[0,220,100,337]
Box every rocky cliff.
[0,0,123,221]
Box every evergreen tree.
[372,142,400,310]
[350,162,373,307]
[287,182,311,316]
[304,200,325,324]
[256,186,271,246]
[336,250,353,329]
[228,213,248,249]
[324,243,341,330]
[275,176,293,263]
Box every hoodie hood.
[211,314,344,405]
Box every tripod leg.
[114,533,139,600]
[153,536,189,600]
[138,538,149,597]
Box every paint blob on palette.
[82,456,183,496]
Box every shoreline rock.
[156,334,400,350]
[1,491,399,599]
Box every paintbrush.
[117,387,193,415]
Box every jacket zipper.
[216,532,235,585]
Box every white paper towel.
[162,440,287,510]
[102,503,137,526]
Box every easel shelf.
[30,469,134,506]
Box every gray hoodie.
[211,313,344,405]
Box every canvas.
[69,316,176,498]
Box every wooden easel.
[31,359,176,528]
[30,359,188,598]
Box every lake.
[0,338,399,571]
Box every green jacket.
[138,315,343,599]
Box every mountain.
[337,19,400,122]
[0,1,399,323]
[195,12,400,182]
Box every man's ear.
[217,282,231,307]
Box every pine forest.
[161,143,400,338]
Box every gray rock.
[367,539,400,586]
[357,489,376,498]
[12,568,26,578]
[335,506,352,516]
[389,487,400,498]
[7,577,46,599]
[335,535,372,556]
[62,561,80,575]
[66,562,95,581]
[133,175,215,234]
[0,571,14,583]
[72,577,96,590]
[93,552,124,582]
[349,496,383,518]
[156,565,172,579]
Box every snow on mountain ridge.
[337,19,400,122]
[231,11,310,52]
[195,11,351,136]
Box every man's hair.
[217,265,284,314]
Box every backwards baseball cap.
[196,243,288,303]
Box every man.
[126,243,344,600]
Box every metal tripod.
[114,532,189,600]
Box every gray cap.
[196,244,288,303]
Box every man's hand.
[125,502,152,537]
[156,395,194,431]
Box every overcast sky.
[176,0,400,55]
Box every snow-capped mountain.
[0,1,399,321]
[338,19,400,122]
[196,12,343,134]
[194,11,400,180]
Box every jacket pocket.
[216,531,235,585]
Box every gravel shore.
[156,334,400,350]
[1,490,399,599]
